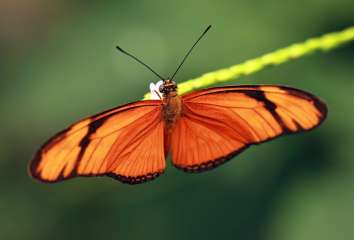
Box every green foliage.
[1,1,354,240]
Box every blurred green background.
[1,0,354,239]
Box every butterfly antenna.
[170,25,211,80]
[116,46,165,80]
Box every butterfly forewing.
[30,100,166,184]
[170,85,327,172]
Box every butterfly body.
[161,79,182,130]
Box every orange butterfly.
[29,26,327,184]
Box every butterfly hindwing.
[170,85,327,172]
[29,100,166,184]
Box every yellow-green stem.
[144,26,354,100]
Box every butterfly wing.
[29,100,166,184]
[170,85,327,172]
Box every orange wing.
[29,100,166,184]
[170,85,327,172]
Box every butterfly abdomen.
[162,93,182,154]
[162,92,182,126]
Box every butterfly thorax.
[160,80,182,130]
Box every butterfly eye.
[159,85,165,93]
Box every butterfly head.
[160,79,177,96]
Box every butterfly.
[29,26,327,184]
